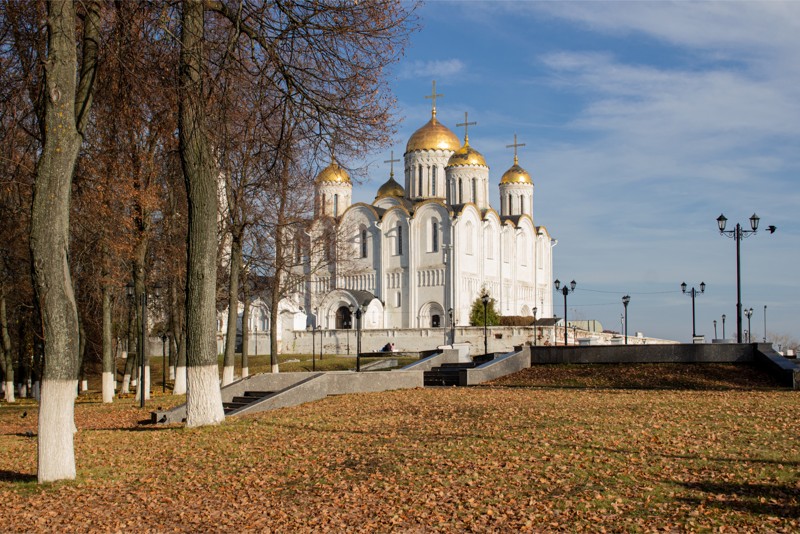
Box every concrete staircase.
[423,354,495,386]
[223,390,275,416]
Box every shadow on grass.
[675,480,800,518]
[0,470,37,483]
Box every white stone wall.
[280,326,675,356]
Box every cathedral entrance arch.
[418,302,445,328]
[336,306,353,330]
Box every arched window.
[431,220,439,253]
[360,228,368,258]
[333,194,339,217]
[508,194,512,214]
[472,178,477,204]
[418,165,423,196]
[431,167,437,196]
[458,178,463,204]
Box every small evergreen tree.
[469,291,500,326]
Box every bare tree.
[25,0,101,483]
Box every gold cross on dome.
[424,80,444,117]
[506,133,526,164]
[456,112,477,143]
[384,151,400,177]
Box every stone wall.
[279,325,675,357]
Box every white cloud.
[398,59,465,80]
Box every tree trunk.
[31,0,100,483]
[1,292,15,403]
[222,233,242,385]
[240,275,250,378]
[78,319,87,393]
[101,286,114,403]
[173,328,187,395]
[133,240,149,402]
[269,285,280,373]
[179,0,224,426]
[121,300,136,394]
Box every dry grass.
[1,364,798,532]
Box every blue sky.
[349,1,800,344]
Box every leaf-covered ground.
[1,365,798,532]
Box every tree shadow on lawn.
[674,480,800,518]
[0,470,36,483]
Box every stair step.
[231,396,258,404]
[243,391,274,397]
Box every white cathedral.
[296,86,556,335]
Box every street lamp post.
[763,305,767,342]
[744,308,753,343]
[347,305,353,355]
[717,213,775,343]
[160,332,168,393]
[722,314,726,340]
[127,283,159,407]
[554,279,576,346]
[355,305,364,372]
[622,295,631,345]
[532,306,538,346]
[481,294,489,356]
[681,281,706,338]
[713,320,717,339]
[448,307,454,346]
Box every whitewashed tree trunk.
[101,372,114,403]
[101,286,114,403]
[271,363,279,373]
[121,373,131,394]
[144,365,151,400]
[186,365,224,427]
[4,380,14,403]
[174,365,187,395]
[222,365,234,385]
[241,367,249,379]
[80,380,88,392]
[180,0,225,425]
[38,380,78,482]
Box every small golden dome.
[446,137,487,168]
[375,175,405,199]
[500,158,532,185]
[315,162,351,184]
[406,116,460,153]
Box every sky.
[349,0,800,344]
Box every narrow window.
[418,165,423,197]
[431,167,437,196]
[360,228,368,258]
[508,194,512,214]
[431,220,439,252]
[397,224,403,255]
[472,178,477,204]
[458,178,463,204]
[333,194,339,217]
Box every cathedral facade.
[301,92,555,335]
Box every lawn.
[1,364,798,531]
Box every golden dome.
[446,137,487,168]
[315,162,351,184]
[500,158,532,185]
[406,115,461,153]
[375,175,405,199]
